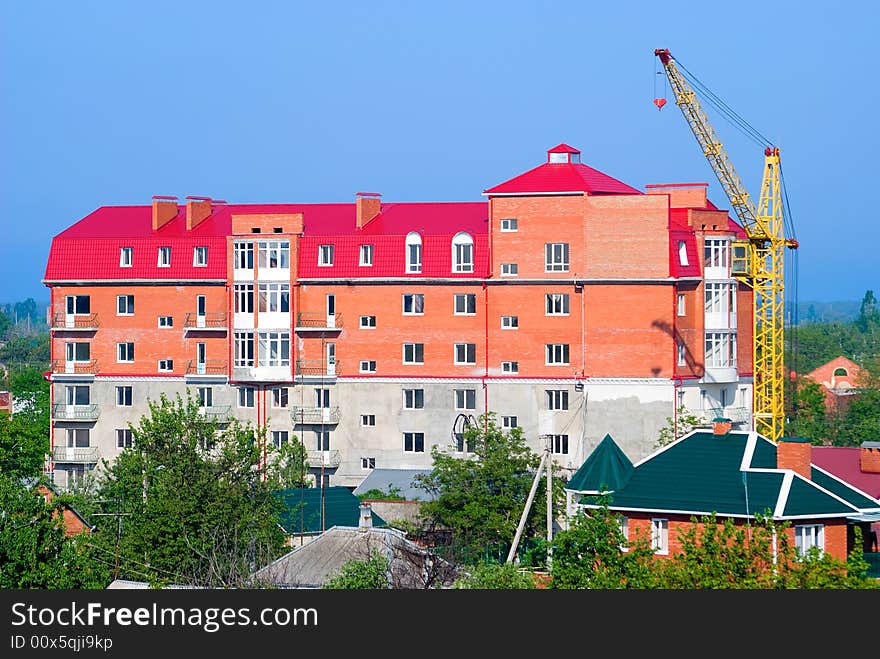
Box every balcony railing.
[186,360,228,377]
[704,406,751,424]
[184,312,228,330]
[306,449,341,468]
[295,360,340,377]
[295,312,343,331]
[51,403,100,421]
[51,313,99,330]
[291,406,341,425]
[52,445,100,463]
[51,359,99,375]
[198,405,232,423]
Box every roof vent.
[358,502,373,530]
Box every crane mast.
[655,48,796,442]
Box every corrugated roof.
[566,434,634,493]
[276,486,386,535]
[812,446,880,500]
[351,468,435,501]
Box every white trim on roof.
[43,279,226,285]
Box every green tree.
[91,392,287,587]
[451,561,537,589]
[655,405,705,448]
[265,432,310,489]
[323,549,390,589]
[413,414,564,565]
[786,377,832,444]
[550,497,656,589]
[0,309,11,339]
[0,367,50,480]
[0,473,109,588]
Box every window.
[705,332,737,368]
[234,242,254,270]
[501,416,518,430]
[314,388,330,408]
[271,431,289,450]
[361,414,376,427]
[403,293,425,315]
[234,331,254,367]
[318,244,334,266]
[315,430,330,451]
[452,232,474,273]
[115,386,132,407]
[258,241,290,270]
[272,387,288,408]
[359,360,377,373]
[795,524,825,556]
[500,263,518,276]
[120,247,133,267]
[550,434,569,454]
[361,457,376,470]
[117,294,135,315]
[359,315,377,329]
[158,315,173,328]
[500,218,518,232]
[65,295,91,315]
[403,432,425,453]
[238,387,255,408]
[66,428,90,448]
[193,246,208,266]
[501,315,518,329]
[704,238,730,269]
[545,242,569,272]
[546,293,570,316]
[116,429,133,449]
[403,388,424,409]
[359,244,374,267]
[677,341,686,367]
[157,246,171,267]
[454,389,476,410]
[197,387,213,408]
[618,517,629,550]
[678,241,689,266]
[545,344,570,366]
[677,293,686,317]
[651,518,669,554]
[258,283,290,313]
[406,232,422,273]
[833,367,848,377]
[454,293,476,315]
[65,342,90,362]
[403,343,424,364]
[454,343,476,365]
[501,361,518,373]
[234,284,254,314]
[65,385,90,406]
[257,331,290,367]
[704,282,737,316]
[117,342,134,362]
[454,432,475,454]
[158,359,173,372]
[546,389,569,411]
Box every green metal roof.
[566,434,633,493]
[276,486,386,535]
[572,431,879,521]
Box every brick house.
[565,422,880,563]
[804,356,864,415]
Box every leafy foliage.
[451,562,537,589]
[655,405,705,448]
[0,367,50,480]
[323,549,390,589]
[356,485,404,501]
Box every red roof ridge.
[547,143,581,154]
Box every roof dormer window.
[547,144,581,164]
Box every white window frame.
[651,518,669,554]
[157,359,174,372]
[794,524,825,556]
[545,343,570,366]
[500,218,518,232]
[403,388,424,410]
[705,331,737,368]
[238,387,255,408]
[197,386,213,408]
[403,432,425,453]
[117,294,135,316]
[115,386,132,407]
[234,284,254,314]
[360,414,376,427]
[119,246,133,268]
[318,244,334,267]
[452,232,474,273]
[315,429,331,451]
[272,387,288,409]
[678,241,689,266]
[66,428,90,448]
[361,457,376,470]
[501,361,518,373]
[258,283,290,313]
[454,293,476,315]
[545,293,570,316]
[545,242,569,272]
[546,389,569,411]
[704,238,730,269]
[406,232,422,273]
[501,315,518,329]
[257,331,291,368]
[117,342,134,363]
[500,263,518,277]
[193,246,208,267]
[116,428,133,449]
[704,282,737,316]
[359,244,374,267]
[234,331,254,368]
[158,315,173,328]
[619,517,629,551]
[550,434,569,455]
[402,293,425,315]
[258,241,290,270]
[454,343,476,365]
[234,242,254,270]
[501,415,518,429]
[157,246,171,267]
[403,343,425,365]
[359,315,377,329]
[677,341,686,367]
[677,293,686,317]
[454,388,476,411]
[271,430,289,450]
[359,360,377,373]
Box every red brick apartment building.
[43,144,753,489]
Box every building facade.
[43,144,754,489]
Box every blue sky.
[1,1,876,308]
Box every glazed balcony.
[291,406,341,425]
[52,445,100,463]
[295,312,343,332]
[51,403,100,422]
[51,313,99,331]
[184,312,228,332]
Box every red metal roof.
[812,447,880,499]
[484,145,641,196]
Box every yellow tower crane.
[654,48,799,442]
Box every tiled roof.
[276,486,386,535]
[571,431,880,520]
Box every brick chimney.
[358,502,373,530]
[860,442,880,474]
[356,192,381,229]
[152,195,179,231]
[777,437,812,480]
[712,417,732,436]
[186,196,213,230]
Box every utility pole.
[92,497,131,580]
[506,436,553,566]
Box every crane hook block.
[653,98,667,110]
